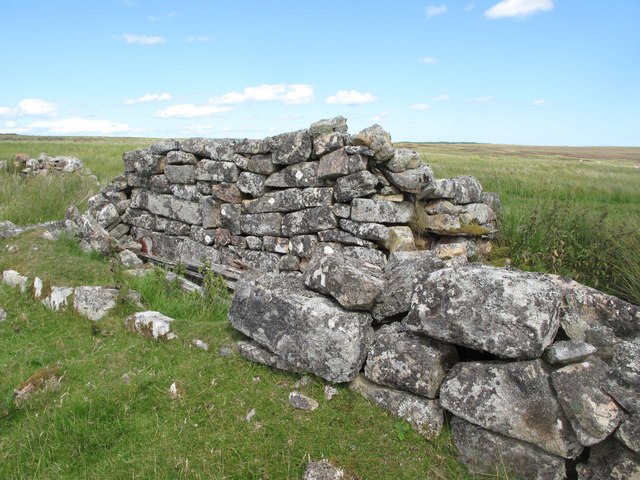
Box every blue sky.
[1,0,639,145]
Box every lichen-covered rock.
[289,392,319,411]
[352,125,394,162]
[164,165,196,184]
[543,340,597,364]
[309,116,348,137]
[451,416,566,480]
[349,374,443,439]
[382,164,435,195]
[365,324,458,398]
[303,252,384,311]
[440,360,583,459]
[313,132,348,157]
[339,219,389,243]
[384,148,421,173]
[237,340,302,373]
[420,176,483,204]
[131,190,201,225]
[228,272,373,383]
[240,213,283,236]
[303,459,352,480]
[551,357,622,445]
[265,162,321,188]
[73,286,119,321]
[317,148,349,180]
[575,439,640,480]
[282,207,337,236]
[2,269,28,293]
[195,160,239,183]
[341,246,387,269]
[404,265,562,359]
[604,337,640,414]
[334,170,378,203]
[384,226,416,252]
[43,286,74,311]
[268,129,312,165]
[123,150,166,175]
[372,250,445,321]
[180,138,236,160]
[616,414,640,455]
[242,188,333,214]
[125,311,176,340]
[350,198,415,224]
[166,150,196,165]
[316,229,374,248]
[220,203,241,234]
[211,183,243,203]
[289,235,319,259]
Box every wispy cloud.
[434,94,450,102]
[185,36,212,43]
[485,0,553,19]
[155,104,233,118]
[211,84,314,105]
[0,98,57,117]
[124,93,172,105]
[419,57,437,64]
[411,103,432,110]
[0,106,14,116]
[426,4,447,18]
[28,118,131,134]
[148,12,177,21]
[325,90,377,105]
[532,99,546,107]
[118,34,166,45]
[475,96,494,103]
[465,3,476,11]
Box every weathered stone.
[421,213,461,235]
[235,138,270,156]
[365,323,458,398]
[309,116,348,137]
[168,184,201,202]
[552,357,622,446]
[349,375,443,439]
[334,170,378,202]
[404,265,562,359]
[237,172,266,197]
[451,416,566,480]
[125,172,149,188]
[125,311,176,340]
[543,340,597,364]
[178,239,220,267]
[420,176,483,204]
[228,272,373,383]
[211,183,243,203]
[33,277,43,299]
[237,340,301,373]
[262,236,289,254]
[422,199,461,215]
[433,237,479,259]
[43,286,75,311]
[384,148,421,173]
[234,153,278,175]
[344,145,374,157]
[123,209,167,231]
[318,148,349,179]
[242,188,333,214]
[264,162,321,188]
[149,174,172,193]
[109,222,130,240]
[195,160,239,182]
[282,207,337,236]
[0,220,21,238]
[303,253,384,310]
[164,220,191,236]
[149,139,179,155]
[339,219,388,243]
[616,414,640,455]
[459,203,497,232]
[481,191,502,213]
[372,250,445,322]
[279,254,300,271]
[289,235,319,259]
[200,197,222,229]
[317,229,374,248]
[73,286,119,321]
[372,193,404,203]
[119,249,143,267]
[350,198,414,224]
[303,459,352,480]
[220,204,241,234]
[383,164,435,196]
[164,165,196,184]
[123,150,166,175]
[132,190,201,225]
[238,250,281,272]
[384,226,416,252]
[352,125,394,162]
[289,392,319,411]
[180,138,236,160]
[576,439,640,480]
[240,213,283,236]
[331,203,351,219]
[0,307,6,322]
[2,270,29,293]
[313,132,348,158]
[233,233,248,248]
[440,360,583,458]
[213,228,231,247]
[604,338,640,414]
[166,150,196,165]
[246,236,263,250]
[342,246,387,270]
[269,129,312,165]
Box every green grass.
[0,232,471,480]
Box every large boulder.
[451,416,566,480]
[228,272,373,383]
[403,265,562,359]
[440,360,583,459]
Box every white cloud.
[475,96,494,103]
[18,98,57,116]
[118,34,166,45]
[185,36,212,43]
[434,94,450,102]
[125,93,172,105]
[426,4,447,17]
[325,90,377,105]
[411,103,432,110]
[419,57,437,64]
[485,0,553,19]
[0,106,13,116]
[533,99,546,107]
[211,84,314,105]
[28,118,131,134]
[155,104,233,118]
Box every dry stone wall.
[72,117,498,271]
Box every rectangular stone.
[242,188,332,214]
[282,207,337,236]
[351,198,415,224]
[318,148,349,179]
[143,191,201,225]
[263,236,290,254]
[164,165,196,184]
[196,160,239,182]
[240,213,283,236]
[200,197,222,229]
[167,150,197,165]
[220,203,241,234]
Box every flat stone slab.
[403,265,562,359]
[228,272,373,383]
[349,374,443,440]
[43,286,75,311]
[125,311,176,340]
[543,340,597,364]
[440,359,583,459]
[73,286,120,321]
[451,416,566,480]
[237,340,302,374]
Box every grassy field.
[1,136,639,479]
